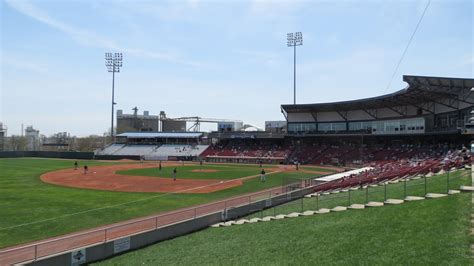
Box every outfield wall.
[0,151,142,161]
[0,151,94,159]
[205,156,285,164]
[93,155,140,160]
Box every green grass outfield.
[0,158,319,248]
[95,175,473,265]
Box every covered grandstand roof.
[116,132,203,139]
[282,75,474,113]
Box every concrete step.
[223,221,236,226]
[389,180,400,184]
[366,201,384,207]
[460,186,474,192]
[425,193,448,199]
[261,216,276,222]
[341,189,349,192]
[287,212,302,218]
[331,206,348,212]
[211,223,224,228]
[405,196,425,201]
[322,192,330,195]
[348,204,365,210]
[369,184,379,188]
[349,187,359,191]
[316,208,331,214]
[234,219,250,225]
[274,214,287,220]
[331,190,341,194]
[302,210,316,216]
[384,199,404,205]
[448,189,461,195]
[248,218,262,223]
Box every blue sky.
[1,0,472,136]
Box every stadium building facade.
[281,75,474,136]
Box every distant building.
[25,126,40,150]
[217,121,243,132]
[265,121,287,133]
[0,122,6,151]
[162,120,187,132]
[42,132,70,151]
[116,108,159,134]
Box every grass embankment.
[250,169,472,218]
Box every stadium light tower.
[287,32,303,105]
[105,52,123,142]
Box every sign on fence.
[114,237,131,254]
[71,249,86,266]
[265,198,272,207]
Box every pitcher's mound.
[191,169,218,173]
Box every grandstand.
[281,75,474,136]
[112,145,157,156]
[145,144,209,160]
[96,75,473,168]
[201,138,292,164]
[311,147,470,194]
[199,75,474,165]
[96,132,208,160]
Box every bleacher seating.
[96,144,125,155]
[201,140,292,159]
[96,143,210,159]
[147,145,209,158]
[313,148,471,193]
[112,145,157,156]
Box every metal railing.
[248,169,471,220]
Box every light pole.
[105,52,123,142]
[287,32,303,105]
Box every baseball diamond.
[1,1,473,265]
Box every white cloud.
[5,0,203,67]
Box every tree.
[6,135,28,151]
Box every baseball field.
[0,158,335,249]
